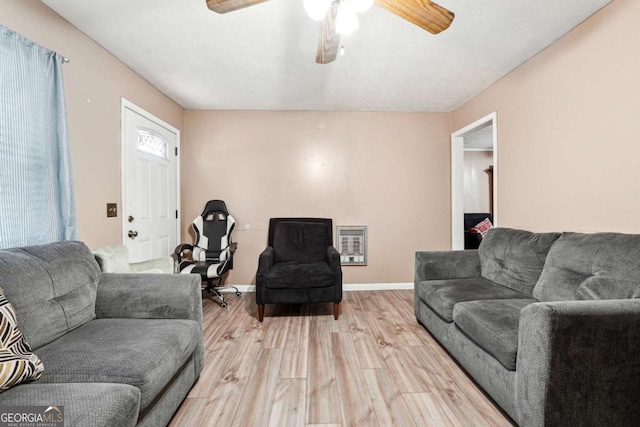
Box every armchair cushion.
[273,221,330,263]
[417,277,528,323]
[453,298,536,371]
[266,261,334,289]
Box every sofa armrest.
[516,299,640,427]
[129,256,174,274]
[415,250,481,282]
[95,273,202,324]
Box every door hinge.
[175,147,178,156]
[176,210,179,219]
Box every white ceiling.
[41,0,611,112]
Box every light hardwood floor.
[169,290,513,427]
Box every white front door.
[121,100,180,262]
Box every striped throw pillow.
[0,287,44,392]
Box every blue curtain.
[0,25,77,249]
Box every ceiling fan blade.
[316,6,341,64]
[375,0,454,34]
[206,0,269,14]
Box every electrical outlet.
[106,203,117,218]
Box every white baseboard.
[218,283,413,293]
[344,282,414,291]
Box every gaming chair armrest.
[174,243,194,262]
[226,242,238,269]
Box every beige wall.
[183,111,452,284]
[453,0,640,233]
[1,0,184,249]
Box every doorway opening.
[451,112,497,250]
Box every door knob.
[128,230,138,239]
[128,215,135,223]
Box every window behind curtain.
[0,25,77,249]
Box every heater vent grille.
[336,226,367,266]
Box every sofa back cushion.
[0,241,100,350]
[479,228,561,296]
[533,232,640,301]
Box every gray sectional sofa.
[0,241,203,427]
[415,228,640,426]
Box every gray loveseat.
[0,241,203,427]
[415,228,640,426]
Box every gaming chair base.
[203,277,241,308]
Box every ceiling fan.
[205,0,454,64]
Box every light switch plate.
[106,203,117,218]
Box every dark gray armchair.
[256,218,343,322]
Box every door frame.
[451,112,498,250]
[120,98,181,250]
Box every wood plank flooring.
[169,290,513,427]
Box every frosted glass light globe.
[336,2,359,35]
[304,0,331,21]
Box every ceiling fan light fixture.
[336,1,359,35]
[304,0,331,21]
[349,0,374,14]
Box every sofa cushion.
[0,242,100,350]
[453,299,536,371]
[479,228,561,297]
[273,221,330,263]
[34,318,200,411]
[416,278,530,323]
[0,383,140,427]
[0,287,43,392]
[534,232,640,301]
[266,261,333,289]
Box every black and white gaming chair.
[175,200,239,307]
